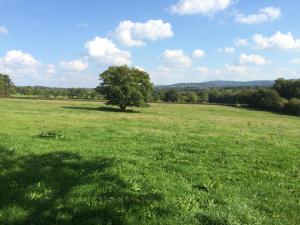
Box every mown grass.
[0,99,299,225]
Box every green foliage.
[151,89,165,102]
[197,90,209,103]
[248,89,285,110]
[0,74,14,97]
[285,98,300,116]
[0,99,299,224]
[14,86,100,100]
[185,92,198,103]
[163,89,181,103]
[273,78,300,99]
[98,66,153,110]
[39,130,64,140]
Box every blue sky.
[0,0,300,87]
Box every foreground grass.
[0,99,299,225]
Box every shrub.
[197,90,209,103]
[273,78,300,100]
[163,89,181,103]
[285,98,300,116]
[39,130,64,140]
[185,93,198,103]
[248,89,284,110]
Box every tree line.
[152,78,300,116]
[1,70,300,116]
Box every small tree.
[249,89,285,110]
[286,98,300,116]
[97,65,153,111]
[185,93,198,103]
[163,89,181,103]
[0,74,14,97]
[198,90,209,103]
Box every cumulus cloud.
[46,64,56,74]
[0,50,43,84]
[162,49,192,69]
[0,50,39,67]
[85,37,132,65]
[0,26,8,34]
[239,53,268,65]
[253,32,300,50]
[115,20,173,47]
[60,59,88,72]
[236,7,281,24]
[193,49,205,58]
[171,0,232,15]
[234,38,248,46]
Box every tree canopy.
[97,66,153,110]
[0,74,14,97]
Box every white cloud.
[0,50,42,84]
[197,67,209,74]
[46,64,56,74]
[234,38,248,46]
[239,53,268,65]
[253,32,300,50]
[60,59,88,72]
[0,50,39,67]
[236,7,281,24]
[171,0,232,15]
[115,20,173,47]
[85,37,132,65]
[162,49,192,69]
[224,64,246,74]
[218,47,235,54]
[224,47,235,54]
[0,26,8,34]
[290,58,300,64]
[193,49,205,58]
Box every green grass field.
[0,99,299,225]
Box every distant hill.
[157,80,274,89]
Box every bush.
[285,98,300,116]
[248,89,284,110]
[185,93,198,103]
[273,78,300,100]
[163,89,181,103]
[197,90,209,103]
[39,130,64,140]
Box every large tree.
[273,78,300,100]
[97,66,153,111]
[0,74,14,97]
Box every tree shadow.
[62,106,140,113]
[0,145,161,225]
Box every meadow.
[0,98,299,225]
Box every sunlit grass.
[0,99,299,225]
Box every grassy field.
[0,99,299,225]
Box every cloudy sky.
[1,0,300,87]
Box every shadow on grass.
[0,146,161,225]
[62,106,140,113]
